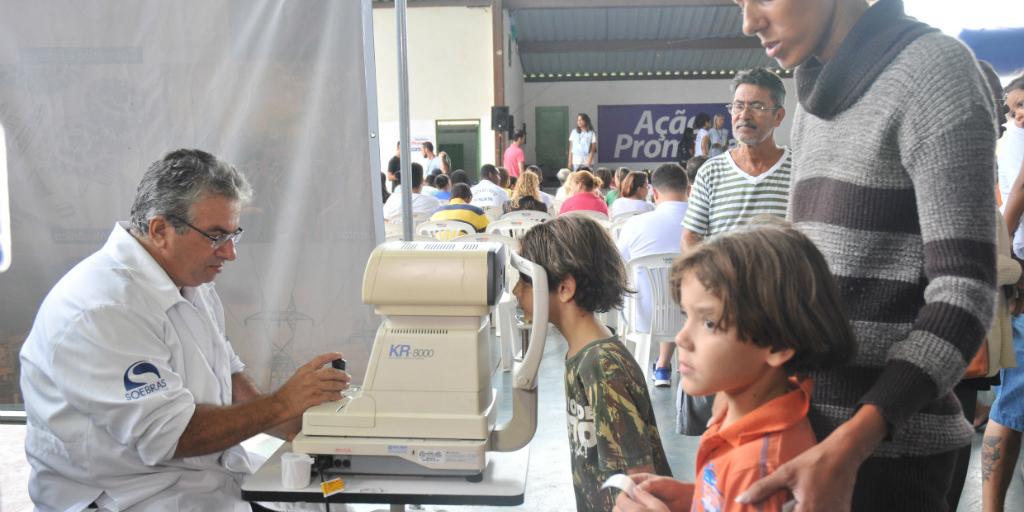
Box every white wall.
[373,6,495,172]
[522,77,798,169]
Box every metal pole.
[395,0,414,241]
[361,0,385,243]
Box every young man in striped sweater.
[732,1,998,511]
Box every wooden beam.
[519,36,759,54]
[506,0,734,9]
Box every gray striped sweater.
[790,32,997,457]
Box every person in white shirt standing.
[616,163,689,388]
[707,114,730,157]
[692,113,712,158]
[421,141,442,175]
[470,164,510,209]
[567,113,597,170]
[19,149,351,511]
[382,162,442,220]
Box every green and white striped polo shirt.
[681,147,791,237]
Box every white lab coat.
[19,222,254,511]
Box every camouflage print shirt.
[564,336,673,512]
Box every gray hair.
[732,68,786,108]
[129,148,253,237]
[557,168,572,184]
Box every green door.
[535,106,569,184]
[439,144,464,173]
[436,120,480,182]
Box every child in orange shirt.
[613,221,856,512]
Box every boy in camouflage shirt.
[514,216,672,512]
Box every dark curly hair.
[518,216,632,313]
[669,218,856,374]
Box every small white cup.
[281,451,314,489]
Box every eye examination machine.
[292,241,548,478]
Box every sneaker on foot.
[653,366,671,387]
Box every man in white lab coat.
[19,149,351,511]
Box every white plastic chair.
[384,212,431,236]
[611,204,653,222]
[384,221,403,237]
[610,213,639,241]
[501,210,552,222]
[415,219,476,241]
[562,209,609,221]
[383,233,434,243]
[611,209,641,223]
[486,218,542,240]
[621,252,683,382]
[483,206,504,221]
[454,232,519,251]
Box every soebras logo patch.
[123,361,167,400]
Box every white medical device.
[292,241,548,478]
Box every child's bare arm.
[640,477,694,507]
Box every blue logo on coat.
[123,361,167,400]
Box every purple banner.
[597,103,731,163]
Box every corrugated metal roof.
[520,48,776,75]
[514,6,743,42]
[512,4,784,80]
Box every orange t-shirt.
[691,378,816,512]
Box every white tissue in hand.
[601,473,636,499]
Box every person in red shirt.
[614,220,856,512]
[559,170,609,217]
[503,129,526,179]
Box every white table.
[242,443,529,511]
[0,424,32,512]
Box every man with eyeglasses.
[681,67,791,253]
[19,149,351,511]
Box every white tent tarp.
[0,0,383,403]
